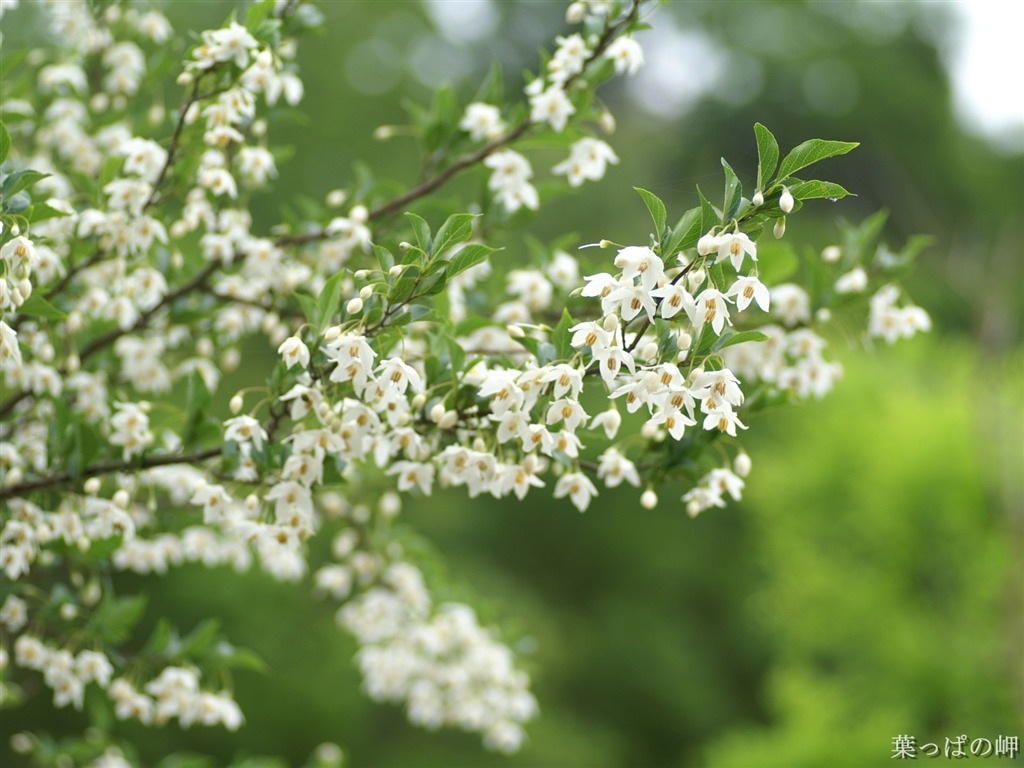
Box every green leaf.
[404,212,432,252]
[1,169,49,201]
[99,155,124,187]
[721,158,742,221]
[373,244,395,271]
[181,618,221,656]
[634,187,667,238]
[142,618,178,656]
[88,594,147,644]
[17,293,66,320]
[551,308,573,360]
[0,120,10,165]
[294,291,318,327]
[26,203,72,224]
[664,206,702,257]
[183,369,211,445]
[777,138,859,182]
[714,330,769,352]
[432,212,477,257]
[316,271,346,328]
[789,180,853,201]
[245,0,275,32]
[446,243,497,278]
[754,123,779,191]
[389,264,422,304]
[697,186,719,235]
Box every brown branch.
[0,447,221,503]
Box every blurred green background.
[3,1,1022,766]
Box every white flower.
[596,448,640,488]
[770,283,811,327]
[835,266,868,294]
[614,246,663,290]
[278,336,310,369]
[223,415,268,452]
[727,276,770,312]
[693,288,733,334]
[554,471,599,512]
[651,282,696,320]
[0,321,22,369]
[459,102,505,141]
[484,150,538,213]
[605,36,644,75]
[529,86,575,132]
[387,461,435,495]
[552,138,619,187]
[715,232,758,271]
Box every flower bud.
[112,489,130,508]
[346,297,363,315]
[429,403,446,423]
[642,341,659,363]
[640,489,658,509]
[373,125,394,141]
[354,269,369,280]
[600,111,616,134]
[230,394,244,414]
[751,190,764,207]
[65,353,80,374]
[84,478,101,495]
[599,239,612,249]
[603,314,619,332]
[350,205,369,224]
[438,410,458,430]
[66,311,83,333]
[506,324,525,339]
[566,1,586,23]
[815,308,832,323]
[324,325,342,340]
[379,492,401,518]
[176,71,193,86]
[734,452,752,477]
[388,265,403,277]
[223,348,240,371]
[821,245,842,263]
[360,285,375,299]
[677,331,692,351]
[60,603,78,621]
[697,232,716,256]
[686,499,701,518]
[326,189,347,208]
[773,217,786,239]
[779,186,794,214]
[641,421,659,440]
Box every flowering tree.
[0,0,931,764]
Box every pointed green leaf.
[777,138,859,182]
[714,330,769,352]
[634,187,667,238]
[316,271,346,327]
[404,211,432,251]
[697,186,719,235]
[17,293,66,320]
[721,158,742,221]
[789,180,853,201]
[551,308,573,360]
[432,212,477,257]
[294,291,318,327]
[664,206,702,257]
[389,264,422,304]
[1,169,49,200]
[446,243,497,277]
[754,123,779,191]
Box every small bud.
[354,269,369,280]
[60,603,78,621]
[734,452,752,477]
[599,110,616,134]
[326,189,347,208]
[9,224,19,236]
[324,325,342,341]
[65,353,80,374]
[642,341,659,363]
[641,422,659,440]
[411,393,426,410]
[350,205,369,224]
[388,265,403,277]
[176,71,193,86]
[90,93,109,113]
[196,337,214,357]
[697,232,716,256]
[773,217,786,239]
[599,239,612,249]
[687,269,706,293]
[677,331,692,351]
[171,251,185,269]
[821,245,842,263]
[751,190,764,207]
[398,241,411,251]
[223,348,240,371]
[688,366,705,382]
[779,186,794,214]
[429,403,446,423]
[346,297,363,315]
[379,492,402,518]
[112,489,130,508]
[640,489,658,509]
[506,324,525,339]
[66,311,83,333]
[687,499,701,518]
[566,1,586,23]
[603,314,620,332]
[4,467,21,487]
[230,394,244,414]
[373,125,394,141]
[360,285,375,298]
[438,410,458,430]
[84,478,101,495]
[317,401,333,418]
[816,308,832,323]
[472,437,486,453]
